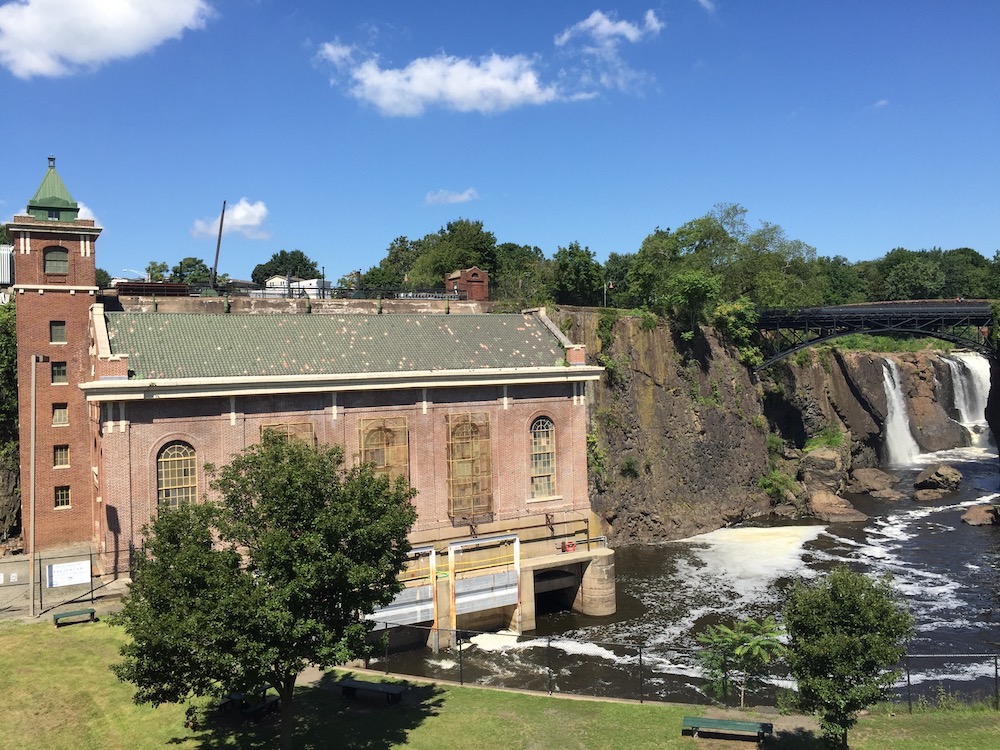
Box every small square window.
[54,486,70,508]
[54,445,69,467]
[52,404,68,426]
[50,321,67,344]
[51,362,67,384]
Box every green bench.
[336,677,408,705]
[682,715,773,743]
[52,608,96,627]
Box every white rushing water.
[882,359,921,466]
[944,352,993,448]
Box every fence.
[0,548,132,619]
[368,622,1000,712]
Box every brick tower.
[8,157,101,553]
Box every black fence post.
[38,556,43,612]
[89,551,95,605]
[906,656,912,714]
[458,632,464,686]
[547,637,553,696]
[994,655,998,711]
[638,645,644,704]
[384,631,390,675]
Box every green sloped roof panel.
[105,312,567,379]
[28,160,77,210]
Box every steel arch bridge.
[753,300,997,370]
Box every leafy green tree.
[145,261,169,282]
[169,257,212,285]
[784,567,914,749]
[407,219,496,288]
[251,250,321,287]
[625,227,678,308]
[601,251,634,308]
[111,433,417,750]
[696,615,786,707]
[491,243,552,308]
[359,236,421,289]
[938,246,991,299]
[814,256,866,305]
[883,254,945,300]
[95,268,111,288]
[713,296,762,366]
[0,300,18,539]
[552,241,602,306]
[663,268,721,340]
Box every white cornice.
[79,366,604,402]
[13,285,99,293]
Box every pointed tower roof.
[27,156,79,221]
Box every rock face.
[809,490,868,523]
[552,309,991,544]
[913,464,963,502]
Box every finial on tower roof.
[48,155,55,169]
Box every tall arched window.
[157,441,197,508]
[359,416,409,478]
[44,246,69,274]
[530,417,556,498]
[447,413,492,517]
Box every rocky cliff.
[551,308,990,544]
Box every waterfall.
[882,359,921,466]
[944,352,992,447]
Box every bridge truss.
[754,301,996,370]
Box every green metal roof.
[27,157,79,220]
[105,312,569,379]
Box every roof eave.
[79,365,604,402]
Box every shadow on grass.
[173,673,445,750]
[768,727,824,749]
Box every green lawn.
[1,619,997,749]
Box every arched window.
[447,413,492,517]
[530,417,556,498]
[44,246,69,274]
[359,416,409,478]
[157,441,197,508]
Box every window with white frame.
[530,417,556,498]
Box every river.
[380,354,1000,704]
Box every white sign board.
[47,560,91,588]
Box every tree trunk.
[0,444,20,541]
[278,683,296,750]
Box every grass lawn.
[1,619,998,749]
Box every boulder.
[808,490,868,523]
[913,464,962,493]
[871,488,907,502]
[801,446,846,495]
[961,505,998,526]
[847,468,898,494]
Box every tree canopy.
[251,249,321,286]
[169,257,212,285]
[784,567,914,749]
[111,432,417,749]
[0,300,18,539]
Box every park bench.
[241,693,280,721]
[681,716,773,744]
[336,677,408,706]
[52,608,96,627]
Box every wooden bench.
[336,678,408,706]
[241,694,280,721]
[52,608,96,627]
[682,716,773,743]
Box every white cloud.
[192,198,269,240]
[425,188,479,206]
[696,0,717,13]
[872,98,890,108]
[318,9,663,116]
[339,53,558,116]
[77,201,98,224]
[0,0,213,79]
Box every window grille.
[51,361,67,384]
[447,412,492,518]
[260,422,315,444]
[359,416,409,479]
[44,246,69,274]
[53,445,69,467]
[530,417,557,498]
[50,321,67,344]
[157,442,197,508]
[52,404,68,426]
[54,486,70,508]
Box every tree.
[552,241,603,306]
[251,250,321,287]
[145,261,169,282]
[95,268,111,288]
[169,257,212,285]
[784,567,914,749]
[696,615,786,707]
[0,300,18,539]
[407,219,496,288]
[663,267,721,340]
[111,433,417,749]
[490,243,552,308]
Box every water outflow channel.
[380,353,1000,704]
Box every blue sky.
[1,1,997,283]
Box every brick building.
[9,159,615,636]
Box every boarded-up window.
[260,422,315,444]
[447,412,492,518]
[530,417,556,498]
[359,416,408,479]
[44,246,69,274]
[157,441,197,508]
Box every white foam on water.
[427,658,458,670]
